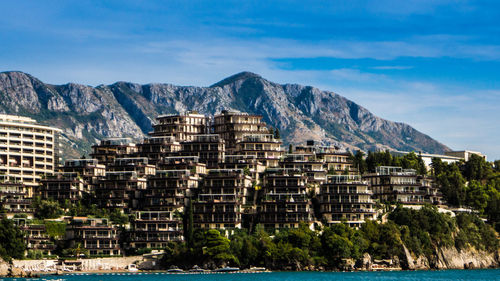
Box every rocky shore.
[1,247,498,277]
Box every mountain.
[0,71,450,159]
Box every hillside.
[0,71,450,158]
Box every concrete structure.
[90,138,137,165]
[150,112,209,141]
[363,166,442,205]
[130,211,183,249]
[259,168,313,229]
[65,217,121,257]
[213,111,270,153]
[0,114,61,196]
[193,169,252,232]
[445,150,487,162]
[319,175,376,227]
[235,134,283,167]
[0,181,33,218]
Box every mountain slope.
[0,71,449,158]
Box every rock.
[0,70,450,158]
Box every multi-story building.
[319,175,375,227]
[150,112,208,142]
[59,158,106,193]
[363,166,428,205]
[157,156,207,176]
[180,134,225,168]
[129,211,183,249]
[193,169,252,232]
[90,138,137,165]
[235,134,283,167]
[39,172,86,203]
[280,153,326,184]
[444,150,487,162]
[213,111,270,153]
[107,157,156,177]
[259,168,313,229]
[0,114,61,196]
[136,136,181,165]
[0,181,33,218]
[18,222,57,257]
[418,175,443,205]
[65,217,121,257]
[295,141,355,174]
[96,171,147,211]
[143,169,200,212]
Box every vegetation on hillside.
[160,206,498,270]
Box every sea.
[1,270,499,281]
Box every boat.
[249,267,267,271]
[213,267,240,272]
[189,265,207,272]
[128,264,139,272]
[167,266,184,273]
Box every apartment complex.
[0,114,61,195]
[363,166,443,205]
[65,217,121,256]
[2,111,456,258]
[319,175,376,227]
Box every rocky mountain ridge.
[0,71,450,158]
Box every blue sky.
[1,0,499,160]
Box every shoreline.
[21,266,500,278]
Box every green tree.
[204,229,237,266]
[464,154,492,181]
[465,180,489,213]
[0,218,25,261]
[33,197,64,219]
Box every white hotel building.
[0,114,61,196]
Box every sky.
[1,0,499,160]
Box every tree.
[183,199,194,247]
[465,180,489,213]
[0,218,25,261]
[351,150,367,174]
[204,229,237,266]
[33,197,64,219]
[274,127,280,139]
[288,144,293,153]
[464,154,492,181]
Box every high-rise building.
[0,114,61,196]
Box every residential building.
[363,166,429,205]
[259,168,313,229]
[90,138,137,165]
[39,172,86,203]
[319,175,375,227]
[0,181,33,218]
[0,114,61,196]
[129,211,183,249]
[180,134,225,168]
[235,134,284,167]
[136,136,181,165]
[213,111,270,153]
[96,171,147,211]
[150,112,208,141]
[65,217,121,257]
[193,169,252,232]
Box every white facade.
[0,114,61,196]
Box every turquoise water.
[2,270,499,281]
